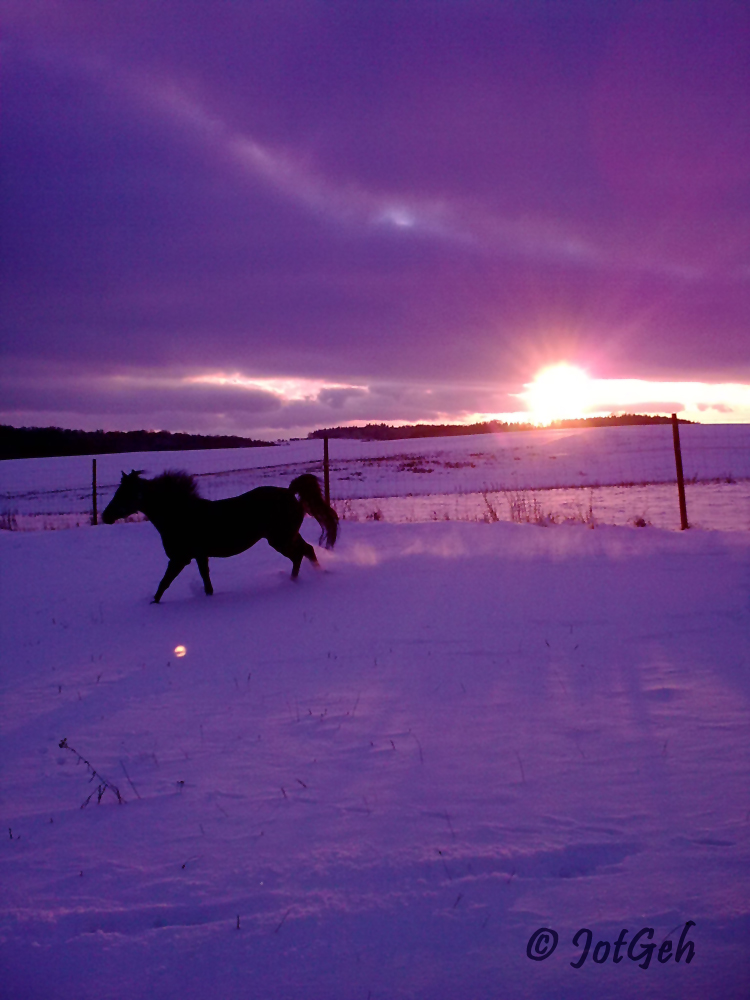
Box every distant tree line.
[308,413,691,442]
[0,425,275,461]
[1,412,693,460]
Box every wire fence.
[1,422,749,533]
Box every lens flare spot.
[174,645,187,658]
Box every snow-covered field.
[1,503,749,997]
[2,423,749,531]
[337,479,750,533]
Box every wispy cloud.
[186,371,368,402]
[12,37,735,284]
[122,71,696,277]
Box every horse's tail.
[289,474,338,549]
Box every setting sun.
[522,364,593,424]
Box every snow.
[2,423,749,526]
[1,501,749,997]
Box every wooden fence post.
[671,414,689,530]
[323,436,330,506]
[91,458,98,526]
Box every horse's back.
[195,486,303,557]
[214,485,298,517]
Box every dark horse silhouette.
[102,470,338,603]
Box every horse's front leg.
[196,555,213,596]
[152,558,190,603]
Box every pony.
[102,469,338,603]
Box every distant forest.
[1,413,692,460]
[308,413,690,442]
[0,425,275,461]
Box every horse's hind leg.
[294,536,318,578]
[153,558,190,603]
[269,533,317,579]
[196,555,213,596]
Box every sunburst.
[522,364,593,424]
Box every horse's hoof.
[151,597,161,604]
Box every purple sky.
[2,0,749,437]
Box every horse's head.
[102,470,146,524]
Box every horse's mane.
[148,470,202,501]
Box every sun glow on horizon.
[521,364,593,424]
[512,367,750,426]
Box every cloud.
[0,369,283,417]
[697,402,733,414]
[0,361,525,437]
[317,387,370,409]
